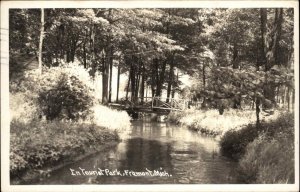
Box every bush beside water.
[10,120,120,177]
[220,112,294,183]
[168,108,294,184]
[10,63,131,178]
[237,132,294,183]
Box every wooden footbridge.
[109,97,188,114]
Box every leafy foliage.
[9,92,41,123]
[8,8,295,181]
[237,113,294,183]
[38,73,93,120]
[10,120,120,176]
[220,112,294,160]
[220,123,261,160]
[10,63,95,121]
[203,65,294,110]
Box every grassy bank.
[10,92,131,181]
[168,109,279,136]
[10,120,120,179]
[10,104,131,181]
[168,109,294,183]
[9,64,132,180]
[221,112,294,183]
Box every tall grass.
[89,104,131,132]
[10,120,120,177]
[237,134,294,183]
[220,112,294,159]
[9,62,132,179]
[168,108,280,136]
[9,92,41,123]
[220,112,294,183]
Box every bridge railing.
[117,97,188,111]
[151,97,187,111]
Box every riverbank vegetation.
[8,8,295,184]
[10,64,130,179]
[168,108,295,183]
[221,112,294,183]
[10,120,120,178]
[168,109,280,136]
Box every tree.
[9,8,294,113]
[260,8,285,108]
[38,8,45,74]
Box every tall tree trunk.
[83,44,87,68]
[151,58,158,97]
[83,30,88,68]
[287,86,290,111]
[201,62,207,108]
[260,8,283,109]
[274,8,284,66]
[135,63,140,103]
[108,47,113,103]
[38,8,44,75]
[145,85,148,100]
[171,71,178,99]
[116,63,120,102]
[256,97,261,126]
[69,33,77,63]
[125,73,130,101]
[155,59,167,97]
[90,24,96,77]
[130,62,136,102]
[256,44,261,71]
[102,50,109,105]
[282,85,286,106]
[140,62,145,104]
[232,42,241,109]
[260,8,268,69]
[291,88,295,111]
[166,55,174,103]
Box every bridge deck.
[108,97,187,113]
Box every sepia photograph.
[1,1,299,192]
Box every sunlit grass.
[238,135,294,183]
[9,92,40,123]
[10,120,120,177]
[168,108,280,136]
[235,113,295,183]
[88,104,131,132]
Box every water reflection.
[25,117,237,184]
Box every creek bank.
[11,141,119,185]
[220,112,294,183]
[10,120,121,184]
[167,109,295,183]
[167,109,280,137]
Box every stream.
[26,117,238,184]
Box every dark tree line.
[9,8,294,118]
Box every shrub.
[9,62,130,177]
[220,112,294,160]
[10,120,120,176]
[10,63,96,122]
[237,131,294,183]
[38,73,94,120]
[220,123,261,160]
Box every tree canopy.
[9,8,295,122]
